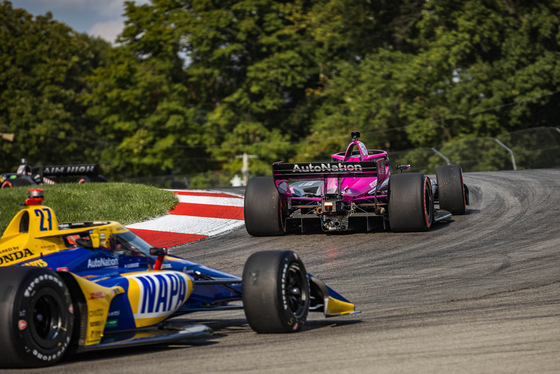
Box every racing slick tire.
[0,267,74,368]
[244,177,285,236]
[388,173,434,232]
[436,165,466,215]
[242,250,310,333]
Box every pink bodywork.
[278,139,392,202]
[326,140,391,201]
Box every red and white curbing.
[127,190,244,248]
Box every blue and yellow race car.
[0,189,358,368]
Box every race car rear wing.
[273,161,382,179]
[31,164,100,182]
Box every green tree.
[84,0,208,179]
[6,0,560,183]
[413,0,560,141]
[175,0,324,174]
[298,0,560,163]
[0,1,110,172]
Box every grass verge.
[0,183,178,233]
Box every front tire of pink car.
[436,165,466,215]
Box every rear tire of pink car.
[388,173,434,232]
[244,177,285,236]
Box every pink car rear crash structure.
[244,131,469,236]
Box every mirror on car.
[149,247,167,256]
[75,237,93,249]
[397,164,411,171]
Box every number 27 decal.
[34,208,53,231]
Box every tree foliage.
[2,0,560,182]
[83,1,206,178]
[302,0,560,162]
[0,1,109,172]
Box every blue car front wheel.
[242,250,309,333]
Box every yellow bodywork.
[325,296,356,316]
[0,200,191,347]
[0,202,126,267]
[69,275,125,346]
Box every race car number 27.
[34,208,53,231]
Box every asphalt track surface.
[4,169,559,374]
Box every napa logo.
[125,272,191,319]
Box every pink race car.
[244,131,469,236]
